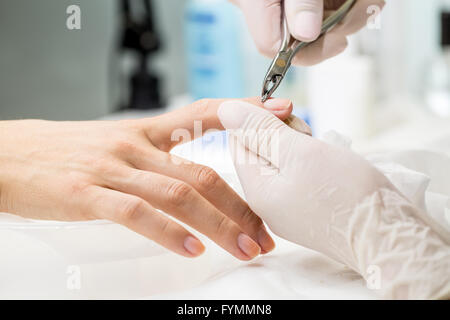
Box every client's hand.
[0,97,293,261]
[218,101,450,299]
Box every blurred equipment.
[426,11,450,117]
[119,0,164,110]
[184,0,243,100]
[261,0,356,102]
[307,38,375,139]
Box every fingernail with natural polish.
[184,236,205,256]
[294,11,321,41]
[258,229,275,254]
[263,98,292,110]
[238,233,261,258]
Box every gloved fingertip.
[294,11,322,42]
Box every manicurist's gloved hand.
[218,101,450,299]
[231,0,385,65]
[0,97,294,261]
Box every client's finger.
[84,186,205,258]
[107,168,262,261]
[137,97,293,151]
[129,149,275,253]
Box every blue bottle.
[185,0,244,100]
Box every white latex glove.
[218,101,450,299]
[231,0,385,66]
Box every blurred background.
[1,0,450,151]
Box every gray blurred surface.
[0,0,186,120]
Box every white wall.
[377,0,446,99]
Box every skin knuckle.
[89,157,117,176]
[133,171,153,186]
[192,98,211,117]
[117,198,144,223]
[166,181,193,206]
[214,215,231,236]
[66,178,91,198]
[241,207,263,228]
[155,219,171,243]
[195,166,221,190]
[113,140,139,155]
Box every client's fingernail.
[263,98,292,110]
[284,115,312,136]
[237,233,261,259]
[294,11,321,41]
[184,236,205,256]
[258,228,275,254]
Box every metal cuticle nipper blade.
[261,0,356,102]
